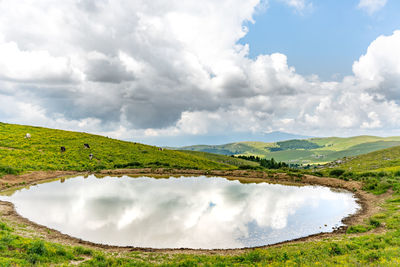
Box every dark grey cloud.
[85,58,135,83]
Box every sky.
[240,0,400,79]
[0,0,400,146]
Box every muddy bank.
[0,169,389,255]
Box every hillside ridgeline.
[179,136,400,164]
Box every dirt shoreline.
[0,168,389,255]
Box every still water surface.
[1,175,359,249]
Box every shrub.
[363,179,392,194]
[73,246,92,256]
[238,165,258,170]
[0,165,21,175]
[364,251,380,262]
[244,250,266,262]
[148,161,170,167]
[377,171,387,178]
[342,171,354,178]
[235,250,267,263]
[54,245,68,257]
[0,222,12,231]
[94,164,107,171]
[329,243,344,256]
[346,225,369,234]
[313,171,323,177]
[369,218,381,228]
[329,169,345,177]
[359,172,378,178]
[28,240,47,256]
[113,162,143,168]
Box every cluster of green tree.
[268,139,322,152]
[233,155,288,169]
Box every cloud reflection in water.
[7,175,359,249]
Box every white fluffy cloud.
[0,0,399,144]
[0,37,83,83]
[358,0,387,14]
[353,30,400,98]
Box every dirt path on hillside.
[0,169,390,255]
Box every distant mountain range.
[177,135,400,165]
[158,131,312,147]
[246,131,314,142]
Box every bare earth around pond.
[0,168,389,255]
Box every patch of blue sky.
[239,0,400,80]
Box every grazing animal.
[158,147,163,151]
[60,146,66,153]
[84,144,90,149]
[89,153,93,160]
[25,133,31,139]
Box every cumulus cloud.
[0,0,399,144]
[353,30,400,100]
[358,0,387,14]
[0,38,83,84]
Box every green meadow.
[1,122,400,265]
[0,122,240,177]
[319,146,400,196]
[328,145,400,173]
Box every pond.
[0,175,359,249]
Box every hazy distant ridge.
[178,135,400,164]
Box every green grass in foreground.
[1,196,400,266]
[0,122,241,177]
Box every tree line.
[233,155,288,169]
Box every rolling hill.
[327,145,400,173]
[0,122,256,177]
[178,136,400,164]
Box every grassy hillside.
[319,145,400,195]
[180,136,400,164]
[0,122,241,176]
[327,145,400,173]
